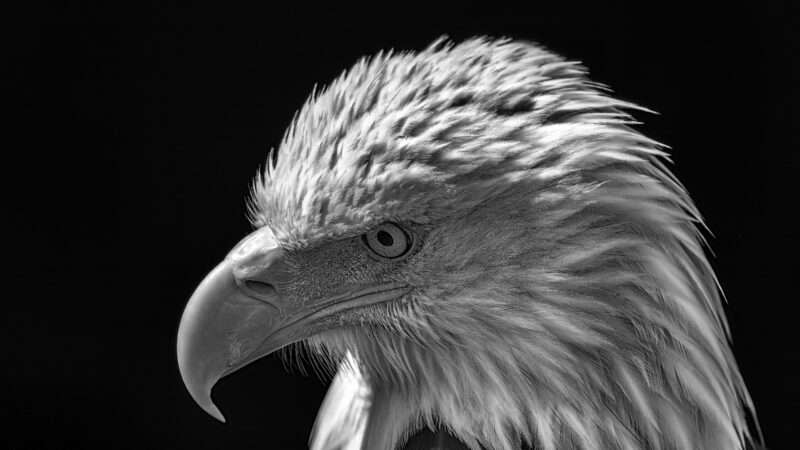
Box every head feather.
[251,37,761,450]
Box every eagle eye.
[362,222,411,259]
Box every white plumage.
[183,36,763,450]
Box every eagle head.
[177,37,760,450]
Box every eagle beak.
[176,229,287,422]
[177,229,409,422]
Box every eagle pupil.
[377,230,394,246]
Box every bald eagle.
[177,37,762,449]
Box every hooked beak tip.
[177,356,227,422]
[201,398,226,423]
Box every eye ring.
[361,222,412,259]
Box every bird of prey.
[177,37,763,449]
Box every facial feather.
[249,37,760,449]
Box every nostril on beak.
[243,279,277,298]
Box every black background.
[7,2,798,449]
